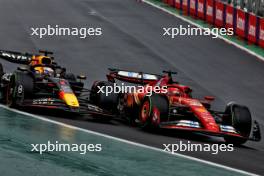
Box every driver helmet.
[43,67,54,76]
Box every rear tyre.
[90,81,118,112]
[116,93,139,126]
[6,71,34,107]
[223,103,252,145]
[139,94,169,129]
[0,63,3,77]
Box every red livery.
[90,69,261,145]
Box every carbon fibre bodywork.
[0,50,113,118]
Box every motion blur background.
[225,0,264,16]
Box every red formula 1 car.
[90,68,261,145]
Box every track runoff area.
[0,106,255,176]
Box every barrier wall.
[168,0,174,6]
[163,0,264,48]
[189,0,197,16]
[214,1,225,27]
[182,0,189,15]
[197,0,206,20]
[206,0,214,24]
[175,0,182,9]
[236,9,247,38]
[225,4,235,30]
[259,18,264,47]
[247,13,258,44]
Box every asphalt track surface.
[0,0,263,174]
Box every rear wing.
[0,50,54,65]
[0,50,33,64]
[107,68,161,84]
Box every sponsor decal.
[33,98,55,105]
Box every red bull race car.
[90,68,261,145]
[0,50,112,117]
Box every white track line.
[142,0,264,61]
[0,105,258,176]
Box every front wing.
[159,120,261,142]
[17,98,114,117]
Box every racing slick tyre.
[6,71,34,107]
[0,63,3,77]
[139,94,169,129]
[223,103,252,145]
[116,94,139,126]
[90,81,118,112]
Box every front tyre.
[90,81,118,112]
[223,103,252,145]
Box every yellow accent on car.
[62,93,80,107]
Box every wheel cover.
[151,107,160,126]
[140,101,150,123]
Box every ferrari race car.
[90,68,261,145]
[0,50,112,117]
